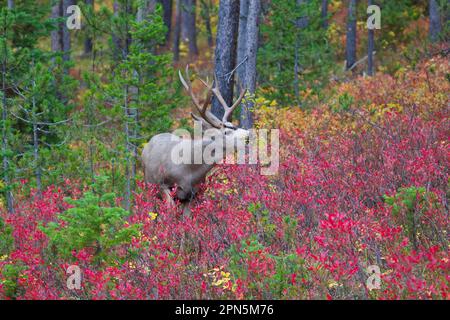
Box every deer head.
[178,66,249,144]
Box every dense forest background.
[0,0,449,300]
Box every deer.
[141,66,249,209]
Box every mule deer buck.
[141,66,249,208]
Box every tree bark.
[1,21,14,213]
[429,0,442,42]
[211,0,240,120]
[200,0,214,47]
[112,0,133,60]
[84,0,94,55]
[61,0,74,62]
[157,0,173,43]
[51,0,74,60]
[173,0,182,61]
[123,86,131,211]
[294,0,308,102]
[32,105,42,196]
[367,0,375,76]
[240,0,261,129]
[447,0,450,27]
[321,0,328,29]
[181,0,199,57]
[236,0,249,88]
[345,0,357,71]
[51,2,62,52]
[112,1,121,60]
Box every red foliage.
[1,58,449,300]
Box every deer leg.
[179,201,193,256]
[181,202,191,217]
[177,186,194,255]
[161,186,175,207]
[176,186,195,217]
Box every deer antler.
[179,66,222,128]
[212,74,247,123]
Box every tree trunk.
[211,0,240,120]
[200,0,214,47]
[236,0,249,87]
[181,0,199,57]
[51,2,62,52]
[1,23,14,213]
[447,0,450,27]
[321,0,328,29]
[181,0,189,40]
[32,114,42,196]
[112,0,133,60]
[294,38,300,100]
[240,0,261,129]
[7,0,14,9]
[125,0,133,57]
[367,0,375,76]
[61,0,73,62]
[112,1,122,60]
[429,0,442,42]
[84,0,94,55]
[294,0,308,102]
[123,87,131,211]
[158,0,173,43]
[134,0,157,186]
[345,0,357,71]
[173,0,182,61]
[50,0,74,60]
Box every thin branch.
[82,117,113,128]
[9,110,72,126]
[346,51,377,72]
[223,56,248,83]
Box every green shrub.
[1,263,27,299]
[0,216,14,257]
[384,186,446,249]
[41,190,141,264]
[227,237,309,299]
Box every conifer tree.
[258,0,334,106]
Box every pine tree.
[258,0,334,106]
[0,6,14,213]
[94,1,176,210]
[0,0,77,204]
[11,59,75,194]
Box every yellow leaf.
[148,212,158,220]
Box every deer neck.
[186,137,230,182]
